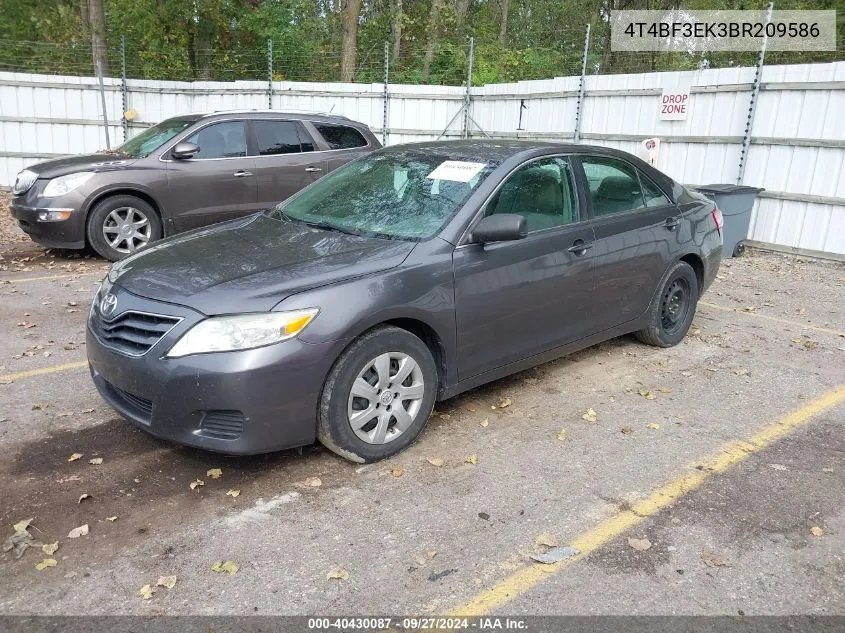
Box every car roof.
[381,140,636,162]
[197,110,356,123]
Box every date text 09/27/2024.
[307,618,528,630]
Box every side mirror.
[470,214,527,244]
[171,142,199,160]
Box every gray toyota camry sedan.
[87,141,723,462]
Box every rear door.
[307,121,374,173]
[574,155,683,330]
[165,120,259,232]
[251,119,327,208]
[453,156,597,379]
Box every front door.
[576,155,683,330]
[165,120,258,233]
[453,156,597,380]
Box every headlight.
[43,172,95,197]
[166,309,319,358]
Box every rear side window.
[314,123,368,150]
[581,157,671,216]
[253,120,313,155]
[640,173,671,207]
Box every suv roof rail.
[201,109,351,120]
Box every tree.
[422,0,447,82]
[498,0,509,45]
[88,0,108,75]
[341,0,363,81]
[390,0,403,61]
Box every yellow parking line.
[0,360,88,383]
[699,300,845,338]
[449,384,845,616]
[2,271,104,284]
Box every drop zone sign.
[659,87,690,120]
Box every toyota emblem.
[100,293,118,317]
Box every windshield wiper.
[301,219,362,237]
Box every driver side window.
[184,121,247,159]
[487,157,578,232]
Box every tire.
[317,326,438,463]
[635,261,700,348]
[732,241,746,258]
[86,195,162,261]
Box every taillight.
[711,208,723,234]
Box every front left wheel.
[317,326,438,463]
[87,194,162,261]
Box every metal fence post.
[573,23,591,143]
[96,59,111,150]
[267,39,274,109]
[120,35,128,142]
[737,2,773,185]
[463,37,474,139]
[382,41,389,146]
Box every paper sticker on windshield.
[426,161,486,183]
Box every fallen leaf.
[226,489,240,498]
[42,541,59,555]
[701,550,730,567]
[802,340,818,350]
[189,479,204,490]
[465,454,478,465]
[156,575,177,589]
[810,526,824,537]
[658,387,672,394]
[78,493,90,503]
[620,426,634,435]
[304,476,322,487]
[733,367,749,376]
[530,546,579,564]
[13,518,33,533]
[67,453,83,462]
[211,561,240,575]
[326,567,350,580]
[535,532,558,548]
[496,397,512,409]
[88,457,103,465]
[105,516,118,522]
[138,585,155,600]
[35,558,57,570]
[627,537,652,551]
[638,389,657,400]
[480,418,489,428]
[206,468,223,479]
[581,408,598,423]
[426,457,445,467]
[81,408,95,414]
[646,423,661,430]
[556,429,567,441]
[426,550,437,560]
[67,524,89,538]
[769,463,788,471]
[390,467,405,478]
[741,306,756,312]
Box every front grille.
[90,310,181,356]
[200,411,245,440]
[111,383,153,416]
[13,170,37,195]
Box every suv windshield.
[271,151,495,240]
[115,118,196,158]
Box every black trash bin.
[695,184,764,258]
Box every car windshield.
[269,151,496,240]
[114,118,196,158]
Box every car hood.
[27,153,139,179]
[108,214,416,314]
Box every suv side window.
[185,121,247,159]
[253,120,309,155]
[487,157,578,232]
[314,123,368,150]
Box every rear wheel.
[732,241,746,257]
[635,261,699,348]
[87,195,162,261]
[317,326,437,463]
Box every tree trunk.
[456,0,471,26]
[422,0,445,83]
[498,0,510,46]
[194,9,214,81]
[79,0,90,38]
[390,0,402,62]
[340,0,362,82]
[88,0,108,76]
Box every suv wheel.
[317,326,437,463]
[635,261,699,348]
[87,195,162,261]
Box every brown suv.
[11,111,381,260]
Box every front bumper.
[86,287,348,455]
[11,183,87,249]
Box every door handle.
[233,170,253,177]
[664,216,681,230]
[304,166,323,173]
[567,240,594,255]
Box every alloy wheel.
[102,206,152,254]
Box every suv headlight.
[166,309,319,358]
[43,172,95,197]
